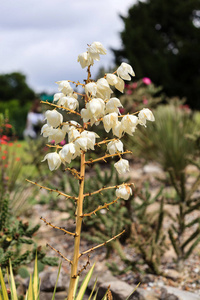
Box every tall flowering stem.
[28,41,156,299]
[67,151,86,299]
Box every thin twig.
[65,167,82,180]
[46,243,72,264]
[79,230,125,257]
[82,198,119,217]
[77,256,90,276]
[40,217,75,236]
[85,150,132,164]
[40,101,81,116]
[83,183,134,198]
[26,179,78,200]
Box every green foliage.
[128,103,198,178]
[0,72,35,104]
[0,99,32,139]
[120,79,163,112]
[113,0,200,109]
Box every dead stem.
[40,217,75,236]
[85,150,132,164]
[82,198,119,217]
[79,230,125,257]
[26,179,78,200]
[40,101,81,116]
[46,243,72,264]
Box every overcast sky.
[0,0,137,94]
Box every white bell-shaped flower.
[53,92,65,102]
[96,78,113,99]
[105,97,123,114]
[107,140,124,155]
[85,82,97,97]
[56,81,73,95]
[59,143,80,164]
[45,110,63,128]
[87,42,106,61]
[117,62,135,81]
[103,112,118,133]
[116,184,132,200]
[62,121,81,133]
[81,130,99,144]
[112,121,124,138]
[106,74,125,93]
[77,52,94,68]
[57,96,79,111]
[42,152,61,171]
[68,129,81,143]
[121,115,138,136]
[138,108,155,127]
[47,128,66,145]
[81,98,105,124]
[41,124,54,137]
[114,159,130,174]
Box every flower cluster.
[41,42,155,200]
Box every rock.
[164,286,200,300]
[40,271,68,292]
[164,269,182,281]
[97,280,145,300]
[143,164,163,174]
[40,291,67,300]
[160,288,180,300]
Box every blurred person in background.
[23,98,44,139]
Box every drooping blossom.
[138,108,155,126]
[117,63,135,81]
[107,140,124,155]
[116,184,132,200]
[42,152,61,171]
[114,159,130,174]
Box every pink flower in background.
[60,140,66,146]
[119,108,125,114]
[143,98,148,105]
[142,77,152,85]
[126,89,132,95]
[131,82,138,89]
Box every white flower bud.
[107,140,124,155]
[114,159,130,174]
[42,152,61,171]
[105,97,123,114]
[116,184,132,200]
[103,112,118,133]
[77,52,94,68]
[45,110,63,128]
[85,82,97,97]
[138,108,155,127]
[121,115,138,136]
[117,62,135,81]
[56,81,73,95]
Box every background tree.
[0,72,35,104]
[113,0,200,110]
[0,72,36,138]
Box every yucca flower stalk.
[27,41,155,299]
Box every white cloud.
[0,0,135,93]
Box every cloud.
[0,0,135,93]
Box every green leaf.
[75,264,95,300]
[51,261,62,300]
[125,282,140,300]
[0,268,9,300]
[9,260,18,300]
[88,278,97,300]
[33,254,40,299]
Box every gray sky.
[0,0,136,94]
